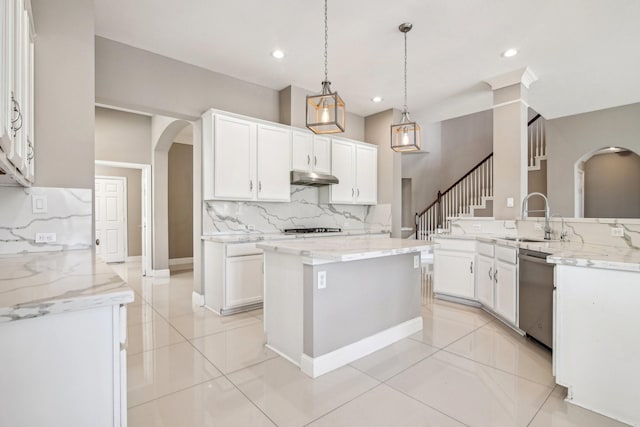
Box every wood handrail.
[528,113,541,126]
[418,153,493,217]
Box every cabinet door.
[329,139,355,203]
[355,144,377,204]
[312,135,331,174]
[7,0,25,172]
[433,250,475,299]
[494,260,517,325]
[214,115,256,200]
[257,124,290,202]
[225,255,264,308]
[476,254,494,309]
[291,130,313,172]
[0,0,13,153]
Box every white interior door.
[95,177,126,263]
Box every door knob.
[96,238,100,246]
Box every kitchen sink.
[501,236,550,243]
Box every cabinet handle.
[314,155,317,166]
[357,188,360,197]
[352,188,354,197]
[488,267,492,279]
[307,154,310,165]
[10,93,23,137]
[258,181,262,192]
[96,238,100,246]
[27,142,34,161]
[249,180,253,191]
[470,261,473,274]
[494,269,498,283]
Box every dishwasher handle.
[518,253,551,265]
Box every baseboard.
[300,316,423,378]
[148,269,170,278]
[192,291,204,308]
[169,257,193,266]
[126,256,142,262]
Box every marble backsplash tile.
[203,186,391,234]
[448,216,640,250]
[0,187,92,255]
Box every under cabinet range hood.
[290,170,339,186]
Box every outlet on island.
[611,227,624,237]
[317,271,327,289]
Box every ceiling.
[95,0,640,121]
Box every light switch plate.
[611,227,624,237]
[506,197,514,208]
[317,271,327,289]
[534,223,543,231]
[32,195,48,214]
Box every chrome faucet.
[550,214,568,241]
[522,192,551,240]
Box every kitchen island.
[257,237,434,378]
[0,250,134,427]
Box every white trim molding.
[169,257,193,266]
[148,269,170,278]
[191,291,205,308]
[300,317,423,378]
[126,256,142,262]
[484,67,538,90]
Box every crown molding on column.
[484,67,538,90]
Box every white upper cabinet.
[329,139,356,204]
[204,111,291,202]
[291,130,331,174]
[0,0,34,186]
[329,138,377,205]
[257,124,290,202]
[213,114,256,200]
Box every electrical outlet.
[414,255,420,268]
[472,223,481,231]
[246,224,255,230]
[611,227,624,237]
[534,223,543,231]
[35,232,57,243]
[317,271,327,289]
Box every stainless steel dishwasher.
[518,248,554,350]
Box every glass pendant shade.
[306,81,345,134]
[391,111,421,152]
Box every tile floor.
[111,262,630,427]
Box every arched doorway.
[574,146,640,218]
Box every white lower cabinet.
[204,240,264,315]
[494,259,517,324]
[476,254,495,308]
[225,254,263,308]
[433,238,476,299]
[0,304,128,427]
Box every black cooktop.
[283,227,342,234]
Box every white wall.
[546,102,640,216]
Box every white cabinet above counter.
[201,110,378,206]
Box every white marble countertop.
[201,229,390,243]
[434,234,640,273]
[0,250,134,323]
[257,236,434,262]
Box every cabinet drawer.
[434,238,476,253]
[477,242,494,257]
[226,243,263,257]
[495,245,517,264]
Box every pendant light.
[306,0,345,134]
[391,23,421,152]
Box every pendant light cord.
[403,30,408,112]
[324,0,329,83]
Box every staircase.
[415,114,546,240]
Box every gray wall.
[402,110,492,218]
[546,102,640,216]
[95,37,280,122]
[168,143,193,259]
[95,107,152,164]
[94,165,142,256]
[365,109,402,237]
[303,253,420,357]
[32,0,95,189]
[584,151,640,218]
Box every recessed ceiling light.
[271,50,285,59]
[371,96,383,103]
[502,48,518,58]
